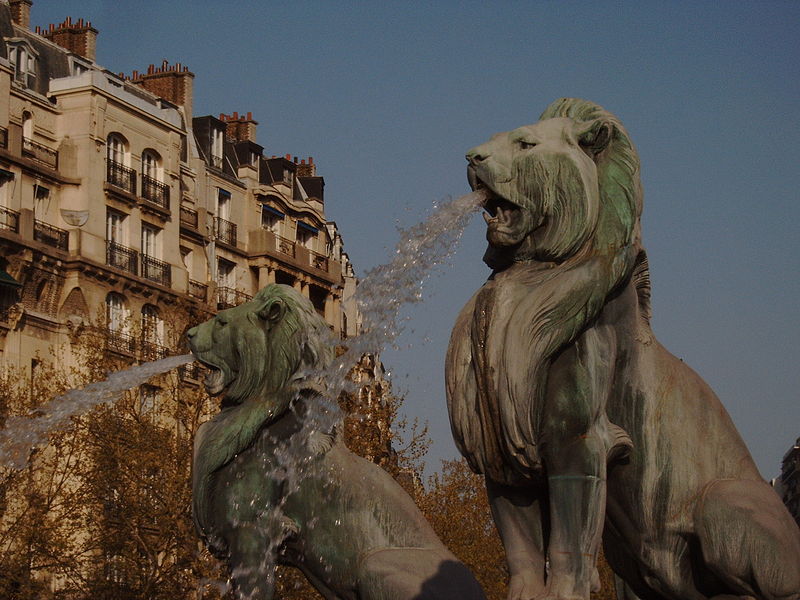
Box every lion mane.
[188,284,334,552]
[446,98,646,484]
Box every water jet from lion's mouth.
[0,354,195,470]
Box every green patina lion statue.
[188,284,485,600]
[446,98,800,600]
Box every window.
[106,293,128,334]
[139,385,158,414]
[33,184,49,219]
[217,189,231,220]
[107,134,127,166]
[211,128,224,168]
[180,246,192,271]
[8,42,36,88]
[296,221,317,249]
[141,304,163,345]
[141,150,160,181]
[22,111,33,140]
[261,203,284,234]
[217,258,234,289]
[283,166,294,187]
[0,169,14,208]
[141,224,160,258]
[106,211,126,244]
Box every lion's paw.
[507,571,545,600]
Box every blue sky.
[34,1,800,477]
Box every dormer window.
[7,40,36,88]
[211,128,224,169]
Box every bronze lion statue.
[446,98,800,600]
[188,284,485,600]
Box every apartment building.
[0,0,359,375]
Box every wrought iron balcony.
[22,137,58,169]
[216,286,252,310]
[276,234,296,258]
[214,216,237,246]
[107,159,136,195]
[188,279,207,301]
[180,206,198,229]
[141,175,169,210]
[140,340,169,362]
[0,206,19,233]
[0,126,7,149]
[141,255,171,287]
[106,329,136,355]
[34,220,68,251]
[106,241,138,275]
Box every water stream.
[0,189,484,473]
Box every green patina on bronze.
[447,98,800,600]
[188,284,485,600]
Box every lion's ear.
[577,119,613,156]
[256,299,285,325]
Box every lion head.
[188,283,334,408]
[188,284,335,546]
[447,99,648,482]
[467,97,642,270]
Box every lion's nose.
[466,149,487,165]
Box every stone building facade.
[0,0,359,376]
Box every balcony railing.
[180,206,198,229]
[188,279,207,301]
[216,286,252,310]
[107,159,137,195]
[34,220,68,251]
[22,137,58,169]
[141,175,169,210]
[106,329,136,355]
[211,154,223,169]
[140,340,169,362]
[106,241,138,275]
[276,235,296,258]
[309,250,329,272]
[0,126,7,149]
[0,206,19,233]
[214,217,237,246]
[141,255,171,287]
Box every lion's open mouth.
[475,177,519,230]
[193,357,231,396]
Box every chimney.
[131,60,195,122]
[219,111,258,143]
[40,17,99,62]
[9,0,32,29]
[297,156,316,177]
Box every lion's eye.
[518,141,537,150]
